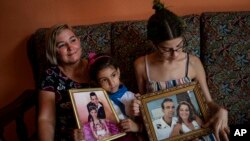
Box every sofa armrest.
[0,89,37,141]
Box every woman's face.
[90,109,98,118]
[157,37,184,60]
[179,104,190,120]
[97,66,120,93]
[55,29,82,65]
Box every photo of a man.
[87,92,106,121]
[152,98,178,140]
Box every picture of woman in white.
[171,101,216,141]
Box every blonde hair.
[45,24,76,65]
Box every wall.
[0,0,249,140]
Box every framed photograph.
[140,82,213,141]
[69,88,126,141]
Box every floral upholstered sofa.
[0,11,249,140]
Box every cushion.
[201,11,250,125]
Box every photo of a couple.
[148,91,215,141]
[69,89,126,141]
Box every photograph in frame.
[69,88,126,141]
[140,82,213,141]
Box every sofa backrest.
[201,11,250,125]
[28,14,200,92]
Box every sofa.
[0,11,249,141]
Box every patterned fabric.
[40,66,91,140]
[201,11,250,125]
[28,13,250,138]
[111,20,151,92]
[111,15,200,92]
[28,23,112,88]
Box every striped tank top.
[145,53,191,93]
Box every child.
[88,53,143,140]
[95,123,108,138]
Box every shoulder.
[188,54,205,76]
[173,117,178,122]
[43,66,59,76]
[120,91,136,102]
[153,117,163,124]
[188,54,203,66]
[124,91,135,97]
[134,55,145,69]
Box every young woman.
[132,1,230,141]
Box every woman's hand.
[204,102,230,141]
[120,118,140,132]
[131,93,142,116]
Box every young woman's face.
[55,29,82,65]
[97,66,120,93]
[157,37,184,60]
[90,109,98,118]
[179,104,190,120]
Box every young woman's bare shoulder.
[134,55,146,69]
[189,54,202,66]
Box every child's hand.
[131,93,141,116]
[120,118,139,132]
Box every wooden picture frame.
[69,88,126,141]
[140,82,213,141]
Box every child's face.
[97,66,120,93]
[96,124,102,130]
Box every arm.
[191,56,229,141]
[90,121,99,139]
[38,90,56,141]
[134,56,146,95]
[194,115,203,127]
[131,57,146,116]
[170,123,181,137]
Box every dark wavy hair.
[147,0,184,45]
[88,105,98,121]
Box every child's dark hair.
[89,53,119,82]
[147,0,184,45]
